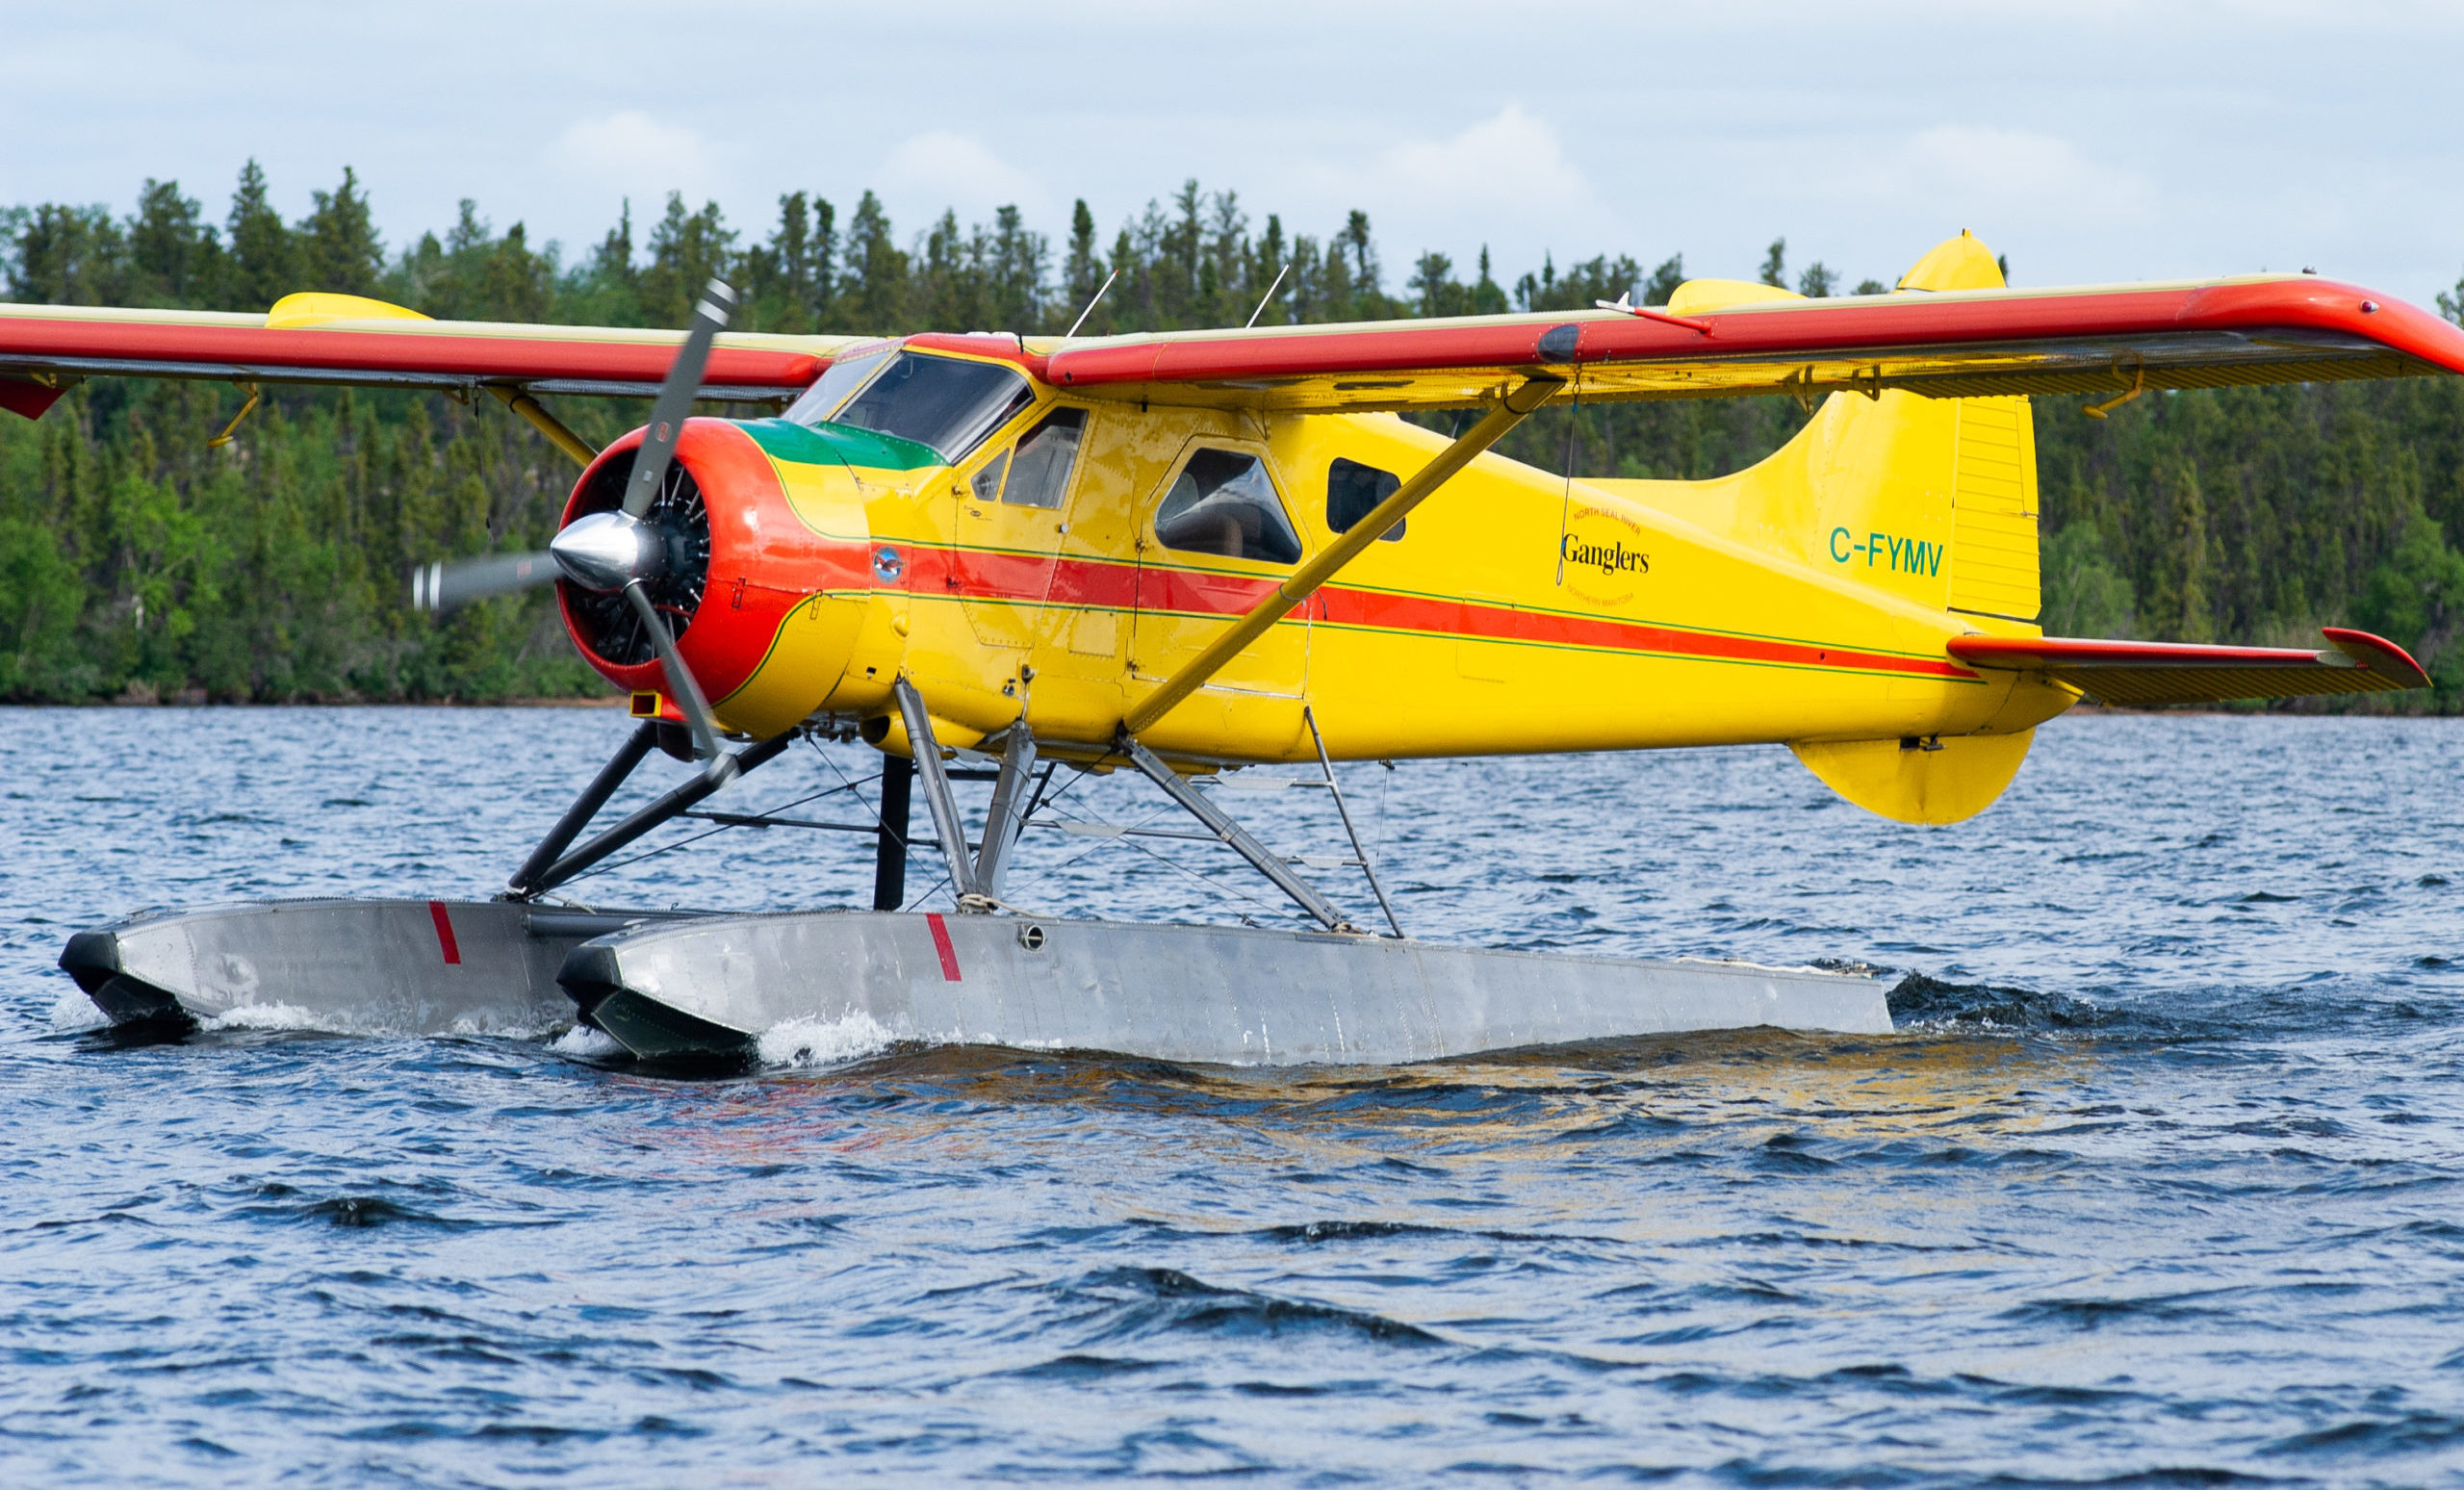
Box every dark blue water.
[5,706,2462,1486]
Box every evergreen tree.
[1409,250,1457,317]
[222,160,296,312]
[1061,198,1103,331]
[986,204,1045,333]
[840,191,906,333]
[639,194,736,329]
[1471,247,1508,316]
[1642,254,1685,306]
[127,181,218,307]
[299,167,383,296]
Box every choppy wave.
[47,986,108,1033]
[1886,971,2132,1032]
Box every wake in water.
[756,1009,899,1068]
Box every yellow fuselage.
[707,372,2074,784]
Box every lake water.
[4,706,2460,1486]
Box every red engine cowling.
[555,418,860,726]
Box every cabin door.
[948,406,1088,652]
[1128,440,1312,754]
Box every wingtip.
[2321,627,2432,688]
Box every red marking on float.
[427,901,462,965]
[925,912,962,982]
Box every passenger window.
[1003,408,1086,509]
[969,450,1010,504]
[1327,457,1404,542]
[1155,450,1303,564]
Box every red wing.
[0,301,854,410]
[1037,275,2464,413]
[1948,629,2429,706]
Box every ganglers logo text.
[1559,506,1651,605]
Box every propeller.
[408,552,559,611]
[409,279,741,772]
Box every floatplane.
[13,231,2455,1065]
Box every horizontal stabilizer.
[1947,628,2427,706]
[0,373,65,421]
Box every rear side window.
[1155,449,1302,564]
[1327,457,1404,542]
[830,351,1033,461]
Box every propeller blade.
[622,580,731,776]
[623,279,736,521]
[409,552,558,612]
[601,280,736,774]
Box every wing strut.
[1121,372,1564,734]
[484,385,600,468]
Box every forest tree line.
[3,163,2462,706]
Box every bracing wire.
[558,775,867,885]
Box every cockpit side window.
[1154,449,1303,565]
[824,351,1034,461]
[1001,408,1087,509]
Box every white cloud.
[1906,125,2152,213]
[878,132,1048,221]
[1273,104,1619,272]
[1372,105,1594,218]
[546,111,721,199]
[1815,125,2156,228]
[1289,105,1603,234]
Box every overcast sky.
[5,0,2461,310]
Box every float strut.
[1117,732,1357,934]
[973,727,1039,900]
[894,679,983,905]
[873,755,912,912]
[525,733,794,896]
[507,721,660,898]
[1305,706,1403,938]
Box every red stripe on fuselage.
[1320,584,1972,678]
[908,546,1968,681]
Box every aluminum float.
[556,910,1891,1066]
[59,898,688,1036]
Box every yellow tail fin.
[1595,232,2040,629]
[1599,232,2046,823]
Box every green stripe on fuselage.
[739,417,944,473]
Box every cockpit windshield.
[780,344,893,428]
[786,348,1032,463]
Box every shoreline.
[0,698,2448,721]
[2,695,629,709]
